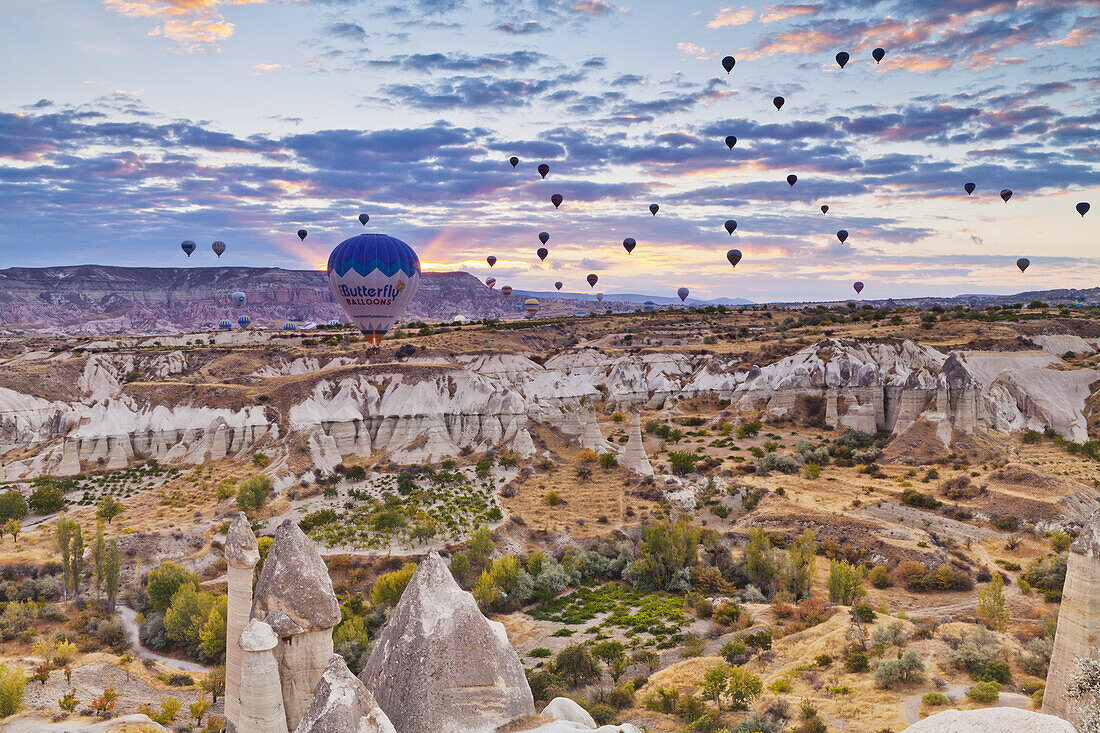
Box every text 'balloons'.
[327,233,421,346]
[623,237,636,253]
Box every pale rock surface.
[510,697,642,733]
[902,707,1074,732]
[293,655,396,733]
[359,551,535,733]
[225,512,260,730]
[620,413,653,476]
[238,619,289,733]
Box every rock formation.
[902,707,1074,732]
[238,619,289,733]
[619,413,653,476]
[225,512,259,729]
[294,655,396,733]
[359,551,535,733]
[252,518,343,731]
[1044,509,1100,721]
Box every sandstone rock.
[620,413,653,476]
[359,551,535,733]
[541,698,595,727]
[902,707,1074,732]
[225,512,260,730]
[57,437,81,476]
[294,655,396,733]
[238,619,289,733]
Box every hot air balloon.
[327,233,421,346]
[1000,189,1013,203]
[284,322,296,331]
[487,256,497,267]
[964,182,975,195]
[725,135,737,149]
[727,249,742,267]
[642,301,657,312]
[853,281,864,294]
[486,277,496,289]
[820,205,829,214]
[297,229,307,241]
[537,247,548,261]
[836,51,849,68]
[622,237,636,253]
[587,274,598,287]
[555,281,563,291]
[837,230,849,243]
[1077,202,1090,217]
[722,56,735,73]
[359,213,370,225]
[181,240,196,257]
[219,319,232,330]
[872,47,885,63]
[538,164,550,179]
[649,204,659,216]
[237,315,251,328]
[523,298,540,315]
[596,292,604,302]
[538,232,550,244]
[773,96,785,110]
[212,240,226,257]
[232,291,246,308]
[509,156,519,168]
[677,287,689,302]
[501,286,513,297]
[1017,258,1030,272]
[786,174,798,187]
[328,319,340,326]
[724,220,737,235]
[551,194,563,208]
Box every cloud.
[252,63,288,74]
[493,20,548,34]
[707,6,754,28]
[324,21,368,41]
[676,42,719,61]
[104,0,247,50]
[368,51,545,73]
[571,0,615,15]
[758,4,820,23]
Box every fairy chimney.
[620,412,654,476]
[224,512,260,730]
[238,619,289,733]
[293,655,396,733]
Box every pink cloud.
[706,6,754,28]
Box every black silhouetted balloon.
[623,237,636,253]
[1017,257,1030,272]
[1000,189,1013,203]
[555,281,563,291]
[358,213,369,225]
[722,56,736,73]
[539,231,549,244]
[181,240,196,257]
[538,164,550,179]
[786,174,797,186]
[537,247,548,261]
[773,96,785,110]
[509,156,519,168]
[677,287,689,302]
[649,204,659,216]
[725,135,737,149]
[1076,202,1090,217]
[837,230,849,243]
[487,256,497,267]
[820,205,829,214]
[853,281,864,294]
[964,182,975,195]
[836,52,849,68]
[727,249,742,267]
[297,229,307,241]
[724,220,737,235]
[551,193,563,208]
[587,274,598,287]
[872,47,885,63]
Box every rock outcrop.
[252,518,342,731]
[902,707,1074,732]
[620,413,653,476]
[1044,510,1100,722]
[359,551,535,733]
[225,512,260,730]
[238,619,289,733]
[294,655,396,733]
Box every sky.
[0,0,1098,303]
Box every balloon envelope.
[587,274,598,287]
[820,205,829,214]
[181,240,196,257]
[537,247,548,261]
[237,315,251,328]
[297,229,307,241]
[786,174,798,186]
[509,156,519,168]
[327,233,421,346]
[555,281,563,291]
[1017,258,1030,272]
[596,292,604,302]
[677,287,689,302]
[649,203,659,215]
[836,51,849,68]
[551,194,563,208]
[523,298,540,315]
[837,230,849,243]
[538,164,550,179]
[1077,202,1090,217]
[853,281,864,294]
[212,240,226,257]
[773,96,785,110]
[219,319,232,329]
[487,256,497,267]
[359,214,370,225]
[725,135,737,149]
[727,249,742,267]
[1000,189,1013,202]
[724,220,737,234]
[486,277,496,289]
[722,56,735,73]
[501,286,512,297]
[232,291,246,307]
[964,182,975,195]
[538,231,549,244]
[872,47,885,63]
[622,237,636,253]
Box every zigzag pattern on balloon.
[327,234,420,279]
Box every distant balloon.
[551,193,563,208]
[237,315,251,328]
[587,274,598,288]
[219,319,232,330]
[327,233,421,346]
[820,205,829,214]
[964,182,975,195]
[555,281,563,291]
[649,203,659,216]
[724,220,737,235]
[523,298,540,315]
[212,240,226,257]
[485,277,496,289]
[837,230,849,243]
[722,56,736,73]
[1077,202,1090,217]
[501,285,513,297]
[1017,258,1030,272]
[232,291,246,308]
[538,164,550,179]
[622,237,636,253]
[539,231,550,245]
[786,174,798,187]
[358,213,370,225]
[677,287,689,302]
[872,47,885,63]
[297,229,307,241]
[181,240,196,257]
[537,247,548,261]
[773,96,785,110]
[509,156,519,168]
[727,249,742,267]
[596,292,604,302]
[1000,189,1013,203]
[487,256,497,267]
[836,51,850,68]
[725,135,737,149]
[853,281,864,294]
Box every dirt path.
[117,605,209,673]
[902,685,1032,725]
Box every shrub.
[553,644,600,688]
[868,565,890,588]
[921,692,949,706]
[966,681,1000,703]
[845,652,870,673]
[1050,531,1073,553]
[235,475,271,513]
[147,562,200,614]
[871,650,924,688]
[29,482,67,515]
[871,621,908,649]
[949,628,1010,683]
[598,454,618,469]
[251,453,270,467]
[852,603,877,623]
[827,560,865,605]
[668,451,701,475]
[0,664,26,716]
[298,509,338,533]
[370,563,417,608]
[543,492,563,506]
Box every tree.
[56,516,77,600]
[744,528,779,597]
[827,560,865,605]
[190,695,211,727]
[725,665,763,710]
[69,526,84,599]
[104,541,120,612]
[29,480,67,515]
[667,451,700,475]
[96,497,124,524]
[976,573,1009,631]
[147,561,199,614]
[198,596,228,663]
[164,583,215,649]
[787,530,816,599]
[369,563,417,608]
[0,664,26,716]
[2,519,20,544]
[553,644,601,688]
[629,518,702,592]
[92,522,106,599]
[592,641,625,671]
[235,475,271,513]
[701,665,729,711]
[58,689,80,713]
[468,525,494,570]
[0,491,28,524]
[200,666,226,705]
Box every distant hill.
[515,290,755,306]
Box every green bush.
[871,651,924,688]
[235,475,270,513]
[966,681,1000,703]
[845,652,870,673]
[147,562,200,614]
[921,692,949,706]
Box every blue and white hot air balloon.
[237,315,251,328]
[218,319,232,330]
[328,319,340,327]
[232,291,246,308]
[327,233,421,345]
[284,322,296,331]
